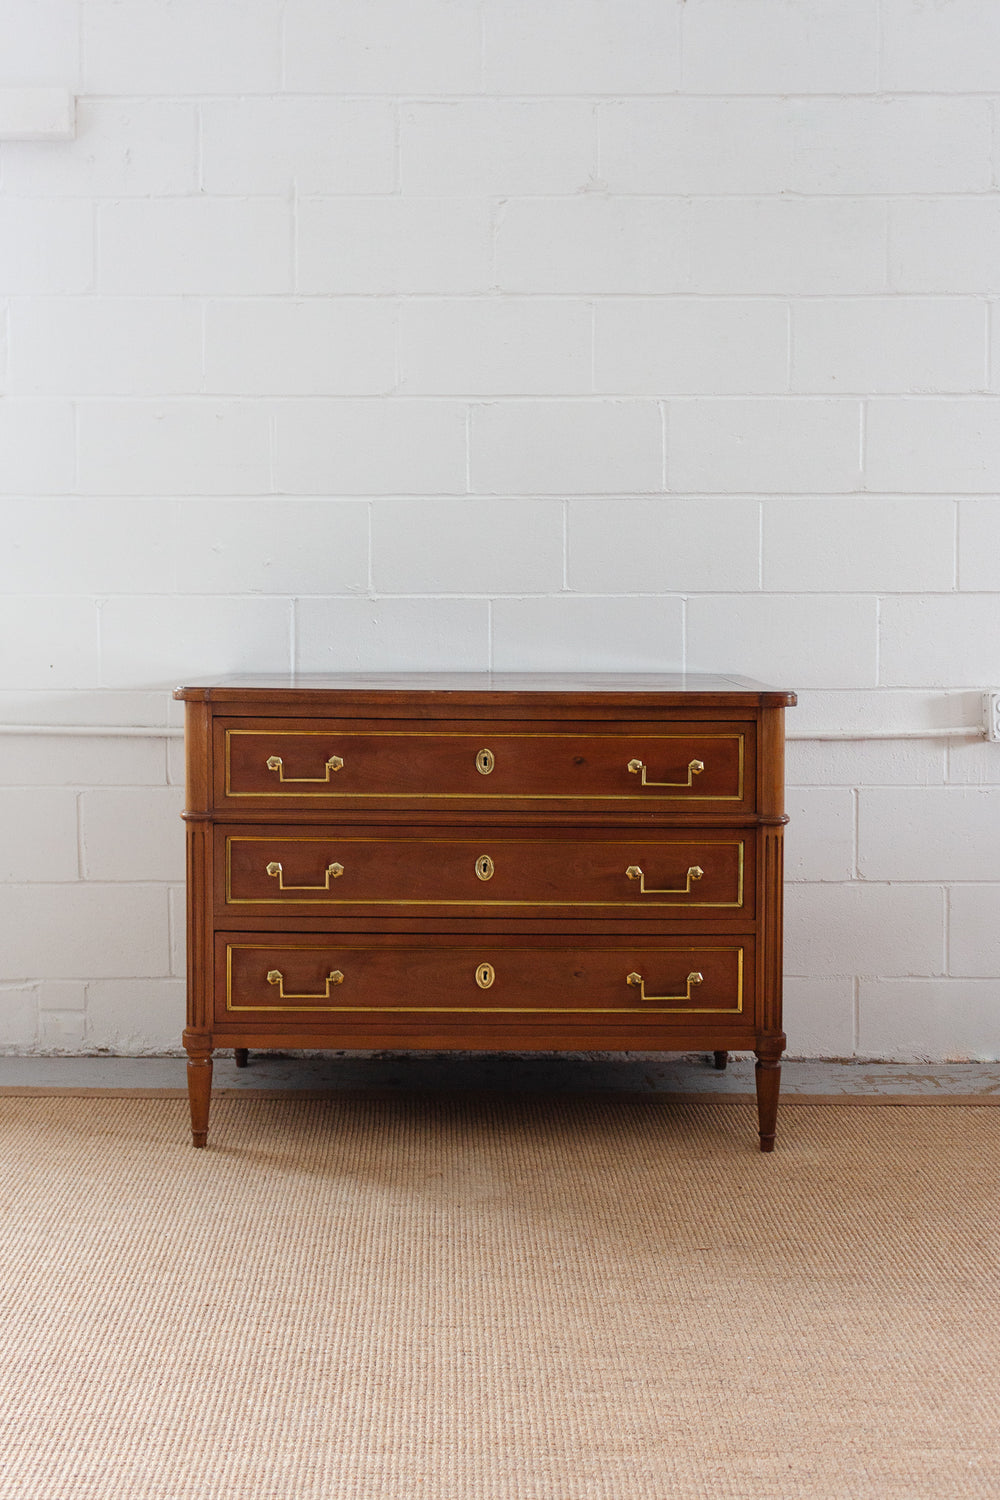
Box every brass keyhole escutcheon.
[476,748,495,775]
[475,963,495,989]
[475,854,495,882]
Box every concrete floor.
[2,1052,999,1096]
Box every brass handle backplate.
[266,968,344,1000]
[627,757,704,789]
[266,753,344,783]
[626,864,703,896]
[626,971,703,1004]
[265,860,344,891]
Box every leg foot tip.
[192,1133,208,1149]
[759,1136,775,1153]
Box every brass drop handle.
[265,860,344,891]
[627,757,704,788]
[266,968,344,1000]
[626,864,703,896]
[266,753,344,783]
[627,971,703,1004]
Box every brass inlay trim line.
[224,945,744,1015]
[224,731,746,801]
[224,838,745,910]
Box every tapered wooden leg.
[184,1038,213,1148]
[712,1050,728,1071]
[754,1050,781,1153]
[234,1049,249,1068]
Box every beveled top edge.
[174,672,796,707]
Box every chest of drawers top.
[174,670,795,706]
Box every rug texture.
[0,1094,997,1500]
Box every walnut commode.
[175,674,795,1150]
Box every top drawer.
[215,718,755,813]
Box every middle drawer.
[216,827,754,920]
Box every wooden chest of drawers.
[175,674,795,1150]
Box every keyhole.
[476,748,495,775]
[475,855,495,882]
[475,963,495,989]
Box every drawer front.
[219,829,752,918]
[216,936,750,1021]
[218,720,752,810]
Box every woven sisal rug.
[0,1094,998,1499]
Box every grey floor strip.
[1,1053,999,1097]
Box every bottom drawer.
[215,934,752,1022]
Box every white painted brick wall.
[2,0,1000,1060]
[791,300,987,395]
[284,0,483,94]
[200,100,397,197]
[295,598,491,673]
[0,0,79,87]
[880,0,1000,92]
[0,199,93,292]
[81,1,284,95]
[2,102,198,197]
[173,500,370,597]
[98,597,293,689]
[372,500,564,595]
[680,0,877,93]
[399,300,592,396]
[297,199,493,294]
[77,402,271,496]
[686,595,879,689]
[762,498,956,593]
[669,399,863,493]
[204,301,396,397]
[0,790,80,882]
[0,500,176,594]
[859,790,1000,883]
[569,499,761,594]
[10,299,204,396]
[858,981,999,1062]
[889,200,1000,294]
[98,200,292,296]
[401,102,595,196]
[594,301,788,395]
[0,401,76,493]
[0,885,170,981]
[482,0,682,94]
[79,788,186,882]
[273,400,468,494]
[470,400,663,495]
